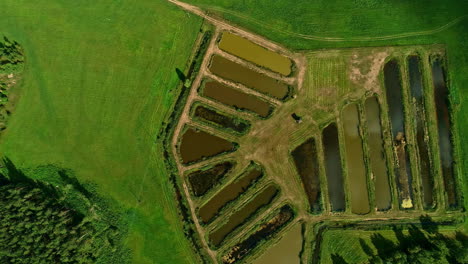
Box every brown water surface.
[199,166,263,223]
[179,127,236,164]
[209,55,289,100]
[201,80,273,118]
[322,123,345,211]
[209,185,278,247]
[291,138,321,213]
[342,104,370,214]
[218,32,292,76]
[364,97,391,210]
[253,223,302,264]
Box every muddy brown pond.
[342,103,369,214]
[384,59,413,208]
[322,123,345,212]
[292,138,321,213]
[218,32,293,76]
[431,57,457,208]
[253,223,302,264]
[209,185,278,247]
[408,55,434,208]
[222,205,294,264]
[179,127,236,164]
[187,161,234,197]
[364,97,391,211]
[201,80,273,118]
[193,104,250,134]
[199,165,263,224]
[209,55,289,100]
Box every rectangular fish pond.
[200,80,273,118]
[291,138,322,213]
[209,55,290,100]
[199,164,264,224]
[431,57,458,208]
[383,59,413,209]
[364,96,392,211]
[209,184,279,247]
[218,32,293,76]
[178,127,237,165]
[342,103,369,214]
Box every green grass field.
[186,0,468,230]
[0,0,202,263]
[320,227,461,264]
[1,0,467,263]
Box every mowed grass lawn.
[0,0,202,263]
[186,0,468,230]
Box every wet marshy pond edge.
[186,160,235,197]
[408,55,435,208]
[383,59,413,209]
[221,204,295,264]
[191,102,251,135]
[431,56,458,208]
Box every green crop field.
[0,0,203,263]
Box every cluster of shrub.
[0,160,128,263]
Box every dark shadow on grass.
[331,254,350,264]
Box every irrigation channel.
[383,59,413,209]
[408,55,434,208]
[431,58,457,208]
